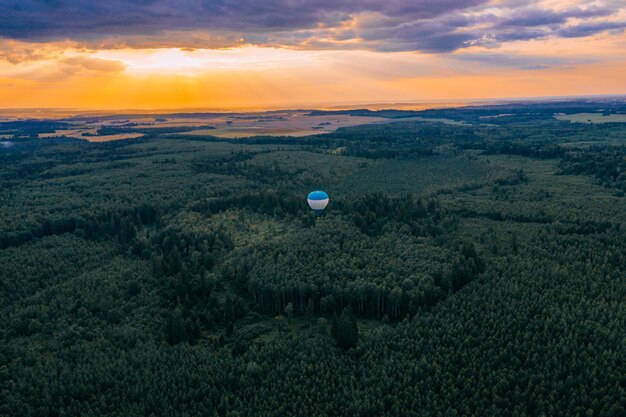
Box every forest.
[0,104,625,416]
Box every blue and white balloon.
[307,191,329,214]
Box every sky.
[0,0,625,110]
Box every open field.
[0,111,390,141]
[555,112,626,123]
[0,110,471,142]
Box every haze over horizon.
[1,0,625,110]
[1,95,626,121]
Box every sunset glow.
[0,0,625,110]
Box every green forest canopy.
[1,105,625,416]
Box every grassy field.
[555,112,626,123]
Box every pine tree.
[165,305,187,345]
[224,296,235,337]
[332,308,359,350]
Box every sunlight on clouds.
[94,47,330,76]
[0,15,624,110]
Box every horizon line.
[1,94,626,118]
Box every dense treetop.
[1,106,625,416]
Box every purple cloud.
[0,0,484,37]
[0,0,624,53]
[557,21,626,38]
[496,5,615,28]
[452,52,594,71]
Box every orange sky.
[0,1,625,110]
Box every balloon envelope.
[307,191,329,213]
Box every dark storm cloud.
[0,0,624,53]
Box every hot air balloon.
[307,190,329,215]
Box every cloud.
[0,41,124,82]
[0,0,484,39]
[451,52,589,71]
[0,0,624,54]
[557,21,626,38]
[0,39,71,64]
[495,5,615,28]
[63,56,125,72]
